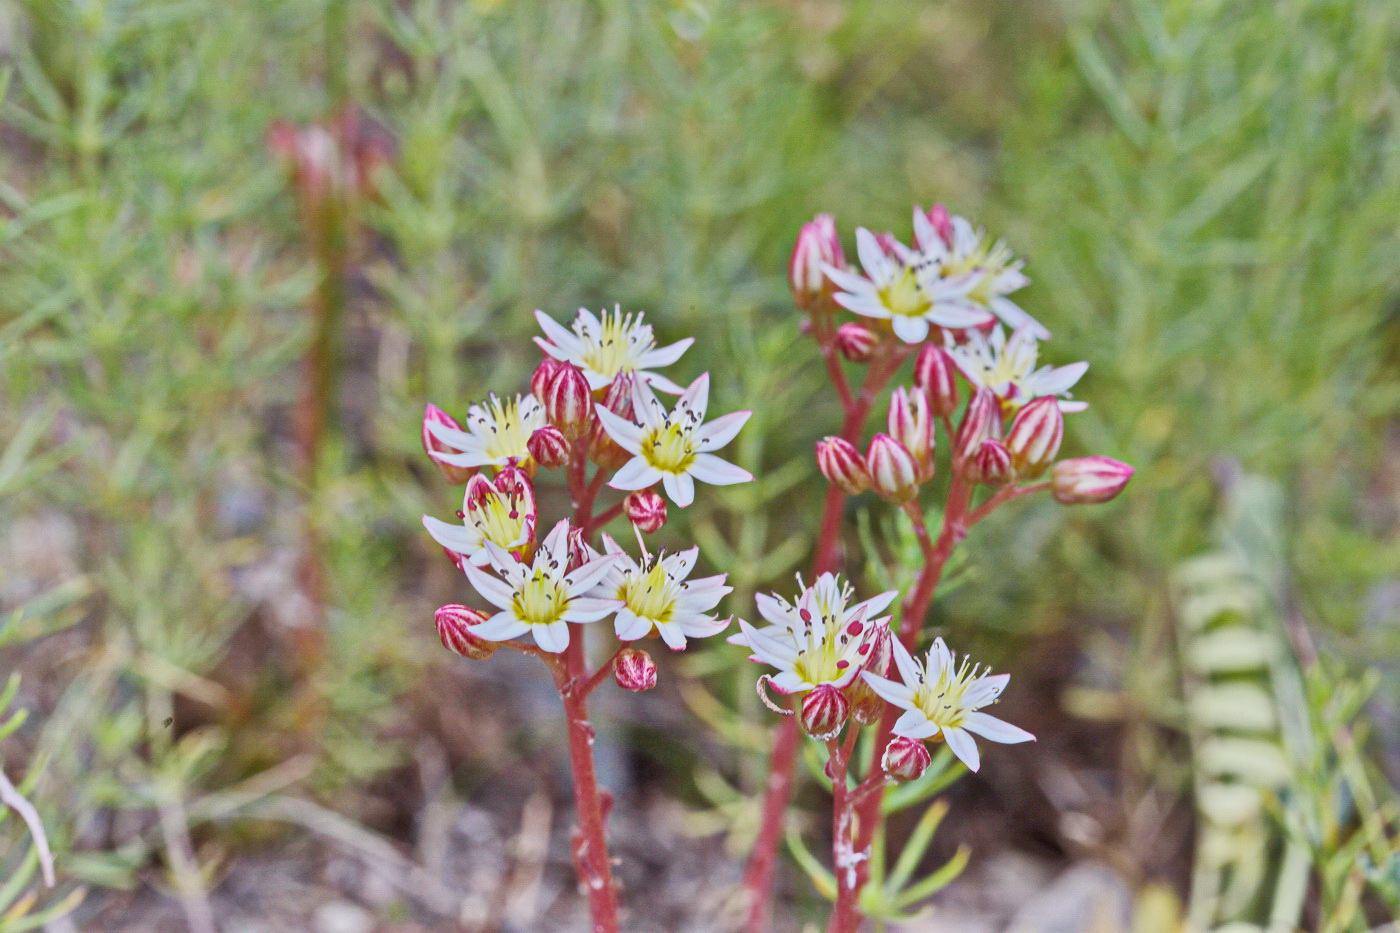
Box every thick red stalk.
[743,338,907,932]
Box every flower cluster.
[421,307,753,655]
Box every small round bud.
[799,684,850,740]
[887,388,935,482]
[421,404,475,484]
[913,344,960,417]
[530,356,565,402]
[789,214,844,312]
[542,363,594,440]
[614,648,658,692]
[1004,396,1063,479]
[589,372,637,470]
[866,433,921,503]
[624,490,667,534]
[816,436,871,496]
[527,425,571,470]
[882,736,932,783]
[1051,456,1134,505]
[435,604,495,660]
[969,438,1014,488]
[835,323,877,363]
[953,387,1002,474]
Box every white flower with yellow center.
[422,469,537,568]
[861,638,1034,772]
[824,228,991,344]
[913,209,1048,340]
[594,373,752,508]
[734,574,897,694]
[462,519,623,653]
[423,393,546,470]
[588,534,732,650]
[535,306,694,393]
[946,326,1087,412]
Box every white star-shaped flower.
[588,534,732,650]
[593,373,752,508]
[913,208,1048,340]
[534,306,694,393]
[945,326,1087,412]
[732,574,897,694]
[861,637,1034,772]
[422,393,546,470]
[823,228,991,344]
[422,468,537,568]
[461,519,623,653]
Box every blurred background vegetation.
[0,0,1396,929]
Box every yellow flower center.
[578,310,652,379]
[642,420,697,473]
[620,560,678,623]
[877,265,933,319]
[913,658,988,729]
[476,396,539,462]
[473,493,529,552]
[513,571,570,626]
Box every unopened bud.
[969,438,1014,488]
[816,436,871,496]
[1051,456,1134,505]
[789,214,844,312]
[888,388,935,482]
[835,323,877,363]
[435,604,495,660]
[848,626,892,724]
[421,404,475,484]
[1004,396,1063,479]
[614,648,658,692]
[624,490,667,534]
[543,363,594,440]
[800,684,849,740]
[866,434,921,503]
[954,387,1002,471]
[564,525,590,573]
[882,735,932,782]
[589,372,637,470]
[527,425,570,470]
[531,356,565,402]
[913,344,960,417]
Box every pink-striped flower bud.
[800,684,850,740]
[589,372,637,470]
[816,436,871,496]
[969,438,1014,488]
[1004,396,1063,479]
[913,344,960,417]
[872,231,900,257]
[924,203,954,248]
[614,648,658,692]
[866,433,921,503]
[421,404,476,484]
[435,604,495,660]
[527,425,570,470]
[848,625,892,725]
[531,356,565,402]
[882,735,932,783]
[888,388,935,482]
[1051,456,1134,505]
[835,323,877,363]
[789,213,844,312]
[953,387,1002,470]
[624,490,667,534]
[564,525,590,573]
[542,362,594,440]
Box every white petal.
[834,292,893,320]
[678,372,710,421]
[534,310,585,355]
[738,619,798,667]
[962,673,1010,709]
[895,708,931,734]
[695,410,751,452]
[640,371,685,394]
[854,228,892,282]
[860,671,916,707]
[630,377,665,430]
[464,563,516,611]
[610,457,663,491]
[655,621,688,651]
[429,449,492,469]
[540,519,571,558]
[678,614,730,638]
[942,726,981,772]
[926,302,993,329]
[769,670,810,694]
[662,546,699,581]
[422,515,482,555]
[890,315,931,344]
[1031,361,1088,397]
[639,336,694,369]
[755,593,797,629]
[594,405,645,454]
[662,471,695,507]
[851,589,898,621]
[614,608,653,641]
[532,621,571,654]
[468,612,528,642]
[891,639,921,688]
[961,711,1035,745]
[424,419,480,452]
[565,554,622,594]
[824,264,876,295]
[892,717,940,740]
[989,296,1047,339]
[687,454,752,486]
[564,596,623,623]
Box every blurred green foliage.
[0,0,1396,925]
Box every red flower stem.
[578,645,626,699]
[743,336,908,933]
[966,481,1049,526]
[825,735,861,933]
[583,500,625,538]
[814,316,855,409]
